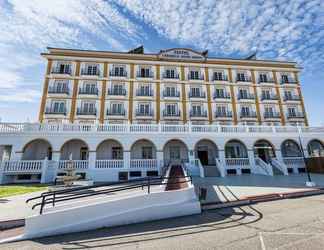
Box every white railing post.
[248,150,255,173]
[40,157,48,183]
[156,150,163,173]
[88,151,96,180]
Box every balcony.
[108,88,127,96]
[51,66,71,75]
[45,107,66,115]
[287,112,304,119]
[81,68,100,76]
[162,110,181,117]
[162,72,179,79]
[77,108,97,116]
[190,110,208,118]
[283,95,301,101]
[106,109,126,116]
[48,86,69,95]
[136,71,153,78]
[79,88,98,95]
[237,93,255,100]
[109,70,127,77]
[281,79,298,84]
[135,110,154,117]
[264,112,281,119]
[258,78,275,84]
[213,92,231,99]
[163,90,180,98]
[212,74,228,81]
[136,89,154,97]
[188,73,204,81]
[240,111,257,118]
[215,111,232,118]
[261,94,278,101]
[189,91,206,98]
[236,76,252,82]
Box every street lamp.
[297,126,316,187]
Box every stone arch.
[130,139,157,159]
[22,139,53,160]
[194,139,219,165]
[225,139,248,158]
[281,139,302,157]
[253,139,276,162]
[163,139,189,164]
[96,139,124,160]
[307,139,324,157]
[60,139,89,160]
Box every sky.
[0,0,323,125]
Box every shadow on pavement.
[31,204,263,249]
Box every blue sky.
[0,0,323,125]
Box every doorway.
[198,150,209,165]
[254,140,275,163]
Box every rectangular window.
[288,107,296,116]
[166,69,175,78]
[241,106,250,116]
[216,106,226,114]
[239,89,248,99]
[192,105,202,115]
[86,64,98,75]
[213,71,223,80]
[190,71,199,80]
[237,72,246,81]
[112,147,123,159]
[191,87,201,97]
[142,147,153,159]
[215,88,225,98]
[166,104,177,115]
[259,73,268,82]
[262,90,271,99]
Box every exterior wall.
[40,48,307,126]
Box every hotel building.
[1,47,324,184]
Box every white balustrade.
[225,158,250,166]
[95,160,124,168]
[0,122,323,135]
[130,159,158,169]
[283,157,305,167]
[58,160,89,170]
[2,160,43,173]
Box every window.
[112,147,123,159]
[165,86,177,97]
[165,69,176,78]
[84,82,97,94]
[213,71,224,81]
[190,70,199,80]
[237,72,246,81]
[215,88,225,98]
[216,106,226,114]
[241,106,250,116]
[170,146,181,160]
[288,107,296,117]
[138,85,152,96]
[191,87,201,97]
[139,103,151,115]
[80,147,88,160]
[259,73,268,82]
[166,104,177,115]
[281,74,289,83]
[86,64,98,75]
[114,66,125,76]
[262,90,271,99]
[140,67,151,78]
[239,89,248,99]
[265,107,274,116]
[58,63,71,74]
[142,147,153,159]
[111,103,124,114]
[52,101,65,113]
[53,80,68,93]
[192,105,202,115]
[82,102,96,113]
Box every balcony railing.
[79,88,98,95]
[135,110,154,117]
[81,68,100,76]
[163,90,180,97]
[188,73,204,80]
[109,70,127,77]
[264,112,281,119]
[215,111,232,118]
[283,95,301,101]
[48,86,69,94]
[237,93,255,100]
[261,94,278,101]
[212,75,228,81]
[189,92,206,98]
[281,79,298,84]
[213,92,231,99]
[45,107,66,115]
[240,111,257,118]
[236,76,252,82]
[136,71,153,78]
[162,72,179,79]
[51,66,71,75]
[162,110,181,117]
[108,88,127,96]
[287,112,304,119]
[2,122,324,134]
[106,109,126,116]
[258,78,275,84]
[190,110,208,117]
[77,108,97,116]
[136,89,154,96]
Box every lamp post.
[297,126,315,187]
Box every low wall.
[306,157,324,173]
[24,185,201,239]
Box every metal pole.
[297,127,312,183]
[147,177,150,194]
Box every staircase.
[270,159,288,175]
[203,165,220,177]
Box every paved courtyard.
[1,194,324,249]
[193,173,324,204]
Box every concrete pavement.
[1,194,324,249]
